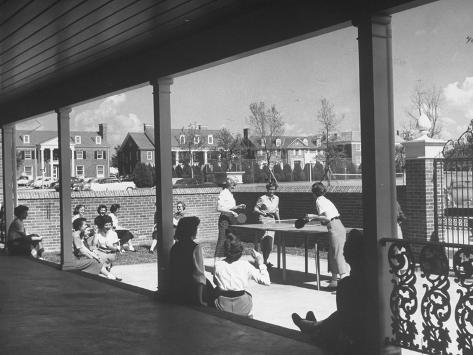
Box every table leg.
[315,242,320,291]
[277,234,281,269]
[282,235,286,282]
[304,235,308,275]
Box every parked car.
[53,177,85,192]
[17,175,33,187]
[89,178,136,191]
[173,178,217,188]
[31,177,55,189]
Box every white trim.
[24,165,33,177]
[23,135,30,144]
[76,151,84,159]
[76,165,85,177]
[96,150,104,159]
[96,165,105,178]
[179,135,185,144]
[95,136,102,144]
[74,135,81,144]
[208,135,213,144]
[24,149,32,159]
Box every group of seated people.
[169,215,365,353]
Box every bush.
[283,164,293,181]
[293,164,305,181]
[134,162,154,187]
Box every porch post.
[151,77,174,295]
[2,124,17,236]
[71,145,75,177]
[56,107,74,268]
[357,14,398,354]
[40,147,45,177]
[49,148,54,178]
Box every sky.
[16,0,473,148]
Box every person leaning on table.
[305,182,349,289]
[214,177,246,260]
[253,181,280,268]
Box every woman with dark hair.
[7,205,44,258]
[254,181,280,267]
[305,182,349,288]
[215,177,246,260]
[169,216,211,306]
[94,204,108,226]
[91,215,119,267]
[214,233,270,317]
[172,201,186,227]
[109,204,136,252]
[291,229,365,353]
[64,217,121,280]
[72,204,85,222]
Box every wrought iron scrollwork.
[442,119,473,159]
[419,245,452,354]
[453,248,473,354]
[386,241,419,350]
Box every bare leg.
[261,235,274,264]
[149,240,157,252]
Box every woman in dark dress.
[7,205,44,258]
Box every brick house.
[117,124,221,175]
[16,123,110,180]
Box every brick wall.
[16,184,407,252]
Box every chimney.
[98,123,107,141]
[243,128,249,140]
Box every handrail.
[379,237,473,249]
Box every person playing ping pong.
[305,182,349,289]
[214,177,246,261]
[254,181,280,268]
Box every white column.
[49,148,54,178]
[175,150,179,164]
[2,124,17,237]
[40,147,45,177]
[204,150,208,165]
[357,14,397,354]
[71,145,75,177]
[151,77,174,295]
[56,107,73,268]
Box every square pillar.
[56,107,73,268]
[151,77,174,295]
[357,14,397,354]
[2,124,17,241]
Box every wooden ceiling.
[0,0,434,123]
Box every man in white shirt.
[253,181,280,267]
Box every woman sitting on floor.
[213,233,270,317]
[109,204,136,252]
[72,204,86,223]
[64,217,121,281]
[91,215,120,269]
[169,216,213,306]
[7,205,44,259]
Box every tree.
[174,123,205,178]
[215,128,243,171]
[133,162,153,187]
[247,102,285,183]
[110,144,120,168]
[402,82,443,139]
[316,98,344,184]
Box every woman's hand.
[236,204,246,210]
[250,249,264,265]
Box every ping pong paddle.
[236,213,247,224]
[294,217,309,229]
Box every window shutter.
[83,151,87,159]
[103,150,106,159]
[20,151,24,159]
[32,150,36,160]
[74,151,77,159]
[94,151,97,159]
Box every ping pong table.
[230,219,357,290]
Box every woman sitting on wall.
[109,204,136,252]
[213,233,270,317]
[64,217,121,281]
[169,216,213,306]
[72,204,86,223]
[7,205,44,259]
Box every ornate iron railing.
[381,238,473,354]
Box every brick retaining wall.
[17,184,407,252]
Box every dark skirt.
[7,236,42,256]
[214,215,230,258]
[116,229,134,244]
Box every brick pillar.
[403,134,445,245]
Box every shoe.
[328,280,338,288]
[265,262,273,269]
[30,249,37,258]
[148,249,154,254]
[292,313,303,328]
[306,311,317,322]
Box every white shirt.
[97,230,119,250]
[255,194,279,215]
[217,188,236,212]
[316,195,339,220]
[214,259,270,291]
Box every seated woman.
[7,205,44,259]
[65,217,121,281]
[169,216,212,306]
[291,229,365,353]
[109,204,135,252]
[91,215,120,268]
[72,204,86,223]
[94,204,108,226]
[214,233,270,317]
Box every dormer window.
[303,138,308,146]
[96,136,102,144]
[23,135,30,144]
[194,135,200,144]
[179,135,185,144]
[75,136,81,144]
[275,138,281,147]
[208,135,213,144]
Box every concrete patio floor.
[113,254,338,331]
